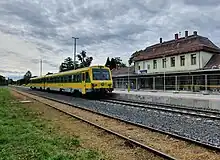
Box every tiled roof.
[111,66,135,77]
[131,34,220,62]
[204,54,220,69]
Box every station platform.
[111,89,220,110]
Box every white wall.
[134,51,213,74]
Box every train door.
[82,72,86,94]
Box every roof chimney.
[185,31,188,37]
[175,33,178,40]
[193,31,198,36]
[160,37,162,43]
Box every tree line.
[59,51,128,72]
[104,57,127,70]
[0,75,8,86]
[59,50,93,72]
[13,49,129,85]
[15,71,32,85]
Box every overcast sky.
[1,0,220,80]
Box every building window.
[180,55,185,66]
[191,54,196,65]
[147,64,150,69]
[153,60,157,69]
[162,58,166,68]
[171,57,175,67]
[143,62,146,69]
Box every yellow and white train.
[27,65,113,95]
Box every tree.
[59,51,93,72]
[64,57,74,69]
[105,57,111,68]
[59,57,79,72]
[77,50,93,68]
[128,57,133,66]
[114,57,126,68]
[109,57,127,70]
[110,58,116,70]
[23,71,32,84]
[0,75,7,86]
[24,71,32,79]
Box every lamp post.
[72,37,79,70]
[163,55,166,92]
[128,62,130,92]
[40,59,42,76]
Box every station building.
[112,31,220,92]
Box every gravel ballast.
[16,88,220,148]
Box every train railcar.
[27,65,113,95]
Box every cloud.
[0,0,220,79]
[183,0,220,6]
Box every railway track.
[12,87,220,154]
[101,98,220,120]
[12,88,176,160]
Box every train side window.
[74,75,77,82]
[68,75,72,82]
[78,74,81,82]
[60,77,63,83]
[63,76,65,83]
[72,75,75,82]
[76,74,79,82]
[65,76,68,83]
[85,72,90,82]
[82,73,85,81]
[76,74,81,82]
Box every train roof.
[30,65,108,80]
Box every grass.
[0,88,103,160]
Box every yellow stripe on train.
[27,65,114,94]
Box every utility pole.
[40,59,42,76]
[163,55,166,92]
[128,62,130,92]
[72,37,79,70]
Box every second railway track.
[11,87,220,160]
[100,98,220,120]
[12,88,176,160]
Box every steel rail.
[12,88,220,152]
[101,98,220,120]
[12,89,176,160]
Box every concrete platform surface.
[112,89,220,110]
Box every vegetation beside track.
[0,88,102,160]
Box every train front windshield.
[92,68,111,80]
